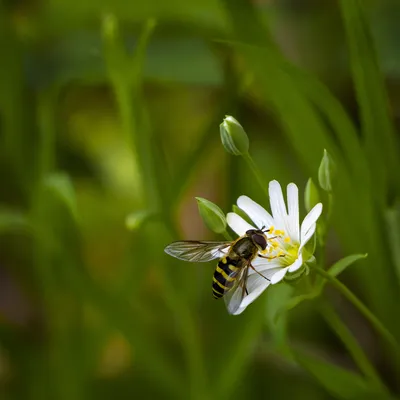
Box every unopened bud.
[318,149,336,192]
[196,197,227,234]
[220,116,249,156]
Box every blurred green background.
[1,0,400,399]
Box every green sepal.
[196,197,227,234]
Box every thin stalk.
[312,265,400,358]
[319,302,386,391]
[304,274,383,386]
[242,152,269,197]
[222,229,233,241]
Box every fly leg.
[240,263,250,297]
[258,254,285,260]
[249,263,271,281]
[239,278,248,297]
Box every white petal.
[288,253,303,272]
[299,223,316,251]
[269,180,288,232]
[251,256,283,273]
[240,274,270,309]
[300,203,323,243]
[270,267,289,284]
[286,183,300,242]
[231,271,279,315]
[237,195,275,229]
[227,213,254,236]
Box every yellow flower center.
[261,227,299,266]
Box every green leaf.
[327,253,368,279]
[339,0,399,198]
[294,350,385,400]
[102,14,128,79]
[129,19,156,86]
[281,61,366,183]
[304,178,320,213]
[276,254,367,321]
[220,3,343,178]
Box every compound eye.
[253,233,267,250]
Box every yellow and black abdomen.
[212,257,242,299]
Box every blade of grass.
[339,0,400,200]
[319,302,386,392]
[103,17,209,399]
[293,348,389,400]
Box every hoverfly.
[164,228,276,314]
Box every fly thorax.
[232,238,257,259]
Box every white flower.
[226,180,323,315]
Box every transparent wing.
[224,264,250,315]
[164,240,231,263]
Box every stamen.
[284,237,291,243]
[275,229,285,236]
[269,226,274,233]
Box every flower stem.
[242,152,269,197]
[304,274,384,386]
[312,265,400,358]
[319,302,386,391]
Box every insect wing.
[164,241,231,263]
[224,263,250,315]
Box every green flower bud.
[196,197,227,234]
[220,116,249,156]
[318,149,336,192]
[304,178,320,213]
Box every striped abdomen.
[212,257,243,299]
